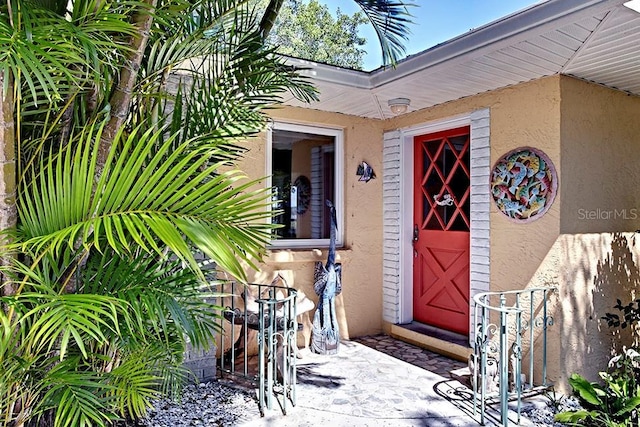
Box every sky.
[324,0,543,70]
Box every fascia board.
[283,58,373,89]
[282,0,621,93]
[368,0,619,87]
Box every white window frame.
[266,121,344,249]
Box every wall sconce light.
[388,98,410,115]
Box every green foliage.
[556,296,640,426]
[555,346,640,426]
[353,0,414,66]
[266,0,368,69]
[260,0,414,68]
[0,0,318,425]
[0,0,411,426]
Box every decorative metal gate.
[218,281,298,416]
[471,287,557,426]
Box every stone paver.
[235,334,540,426]
[353,335,467,377]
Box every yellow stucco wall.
[233,75,640,391]
[381,76,565,384]
[385,75,562,291]
[385,75,640,390]
[236,108,386,347]
[555,76,640,385]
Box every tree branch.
[98,0,158,167]
[0,70,17,296]
[259,0,285,39]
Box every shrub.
[555,298,640,426]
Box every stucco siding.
[232,75,640,393]
[238,108,387,347]
[555,75,640,387]
[381,76,565,386]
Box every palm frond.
[16,292,123,360]
[37,358,117,427]
[137,0,317,144]
[81,249,222,348]
[0,308,29,426]
[354,0,414,66]
[0,14,77,104]
[0,3,130,104]
[106,353,160,420]
[16,120,275,282]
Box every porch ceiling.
[281,0,640,120]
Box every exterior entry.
[413,127,471,335]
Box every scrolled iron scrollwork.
[471,286,557,427]
[475,323,500,356]
[534,315,554,328]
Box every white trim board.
[381,109,491,347]
[267,121,345,249]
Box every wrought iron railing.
[257,286,298,415]
[217,281,298,416]
[471,287,557,426]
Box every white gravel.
[139,381,259,427]
[520,395,582,427]
[134,381,581,427]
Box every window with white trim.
[267,122,343,248]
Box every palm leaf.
[106,353,160,420]
[0,2,131,105]
[37,359,117,427]
[16,120,275,282]
[16,292,123,360]
[354,0,414,66]
[139,0,317,146]
[81,249,222,348]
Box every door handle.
[413,224,419,242]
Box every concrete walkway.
[236,335,547,427]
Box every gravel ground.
[139,381,259,427]
[135,381,582,427]
[520,394,583,427]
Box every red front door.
[413,127,470,335]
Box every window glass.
[268,123,343,247]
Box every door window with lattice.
[417,129,470,232]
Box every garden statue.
[310,200,342,355]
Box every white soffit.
[283,0,640,120]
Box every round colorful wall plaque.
[490,147,557,222]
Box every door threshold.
[389,322,472,362]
